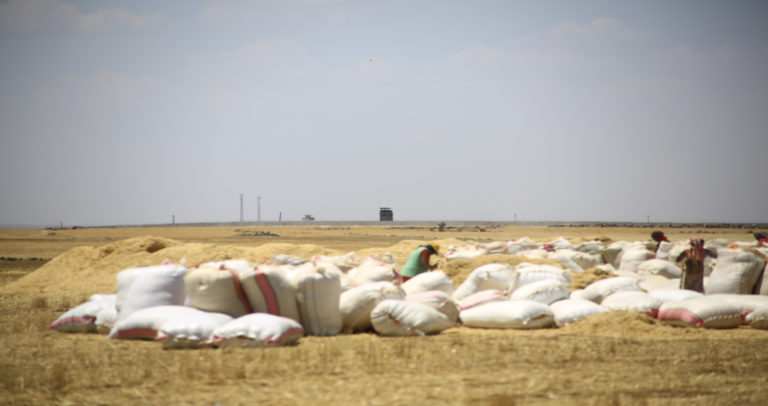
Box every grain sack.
[745,307,768,329]
[581,277,642,303]
[636,259,683,279]
[310,252,358,271]
[547,251,584,272]
[601,241,628,268]
[370,300,455,336]
[637,275,681,291]
[452,263,516,301]
[339,282,404,333]
[402,271,453,296]
[574,240,605,254]
[239,266,301,323]
[292,262,343,336]
[109,305,203,340]
[457,289,507,311]
[201,260,252,273]
[657,297,743,328]
[115,265,188,322]
[346,259,398,287]
[520,249,548,259]
[511,263,570,290]
[647,289,703,303]
[405,290,460,323]
[444,246,486,260]
[185,265,252,317]
[156,312,234,349]
[549,299,608,327]
[705,248,765,294]
[48,296,115,333]
[208,313,304,347]
[459,300,554,329]
[600,291,663,317]
[618,244,655,273]
[271,254,307,266]
[707,293,768,319]
[510,279,569,304]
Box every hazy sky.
[1,0,767,226]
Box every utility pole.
[240,194,244,222]
[257,196,262,222]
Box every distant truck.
[302,214,315,221]
[379,207,393,221]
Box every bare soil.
[1,225,766,405]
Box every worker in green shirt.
[399,242,440,282]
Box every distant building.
[379,207,393,221]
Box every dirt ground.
[1,224,767,405]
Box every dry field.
[1,224,767,405]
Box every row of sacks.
[446,236,768,295]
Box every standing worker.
[676,238,716,293]
[651,231,669,253]
[399,242,440,282]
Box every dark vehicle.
[379,207,393,222]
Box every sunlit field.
[2,224,767,405]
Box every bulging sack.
[109,305,203,340]
[115,265,188,322]
[402,271,453,296]
[459,300,554,329]
[370,300,455,336]
[292,262,343,336]
[549,299,608,327]
[452,263,516,301]
[157,312,234,349]
[339,282,404,333]
[705,248,765,294]
[208,313,305,347]
[658,297,743,329]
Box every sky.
[1,0,767,226]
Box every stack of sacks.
[452,263,516,302]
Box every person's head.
[754,231,767,241]
[651,231,667,242]
[426,242,440,256]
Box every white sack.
[339,282,404,333]
[209,313,305,347]
[109,305,203,340]
[647,289,704,303]
[745,307,768,329]
[402,271,453,296]
[292,263,343,336]
[157,312,234,349]
[370,300,455,336]
[510,279,569,304]
[581,277,642,303]
[705,248,765,294]
[239,266,301,323]
[115,265,187,322]
[452,263,516,301]
[48,297,115,333]
[457,290,508,311]
[601,291,663,315]
[549,299,609,327]
[405,290,460,323]
[459,300,554,329]
[184,265,252,317]
[658,297,743,329]
[636,259,683,279]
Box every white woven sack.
[574,240,605,254]
[370,300,455,336]
[310,252,358,271]
[452,264,515,301]
[706,248,765,294]
[510,279,569,305]
[239,266,301,323]
[549,299,609,327]
[581,277,642,303]
[457,290,507,311]
[707,294,768,318]
[109,305,203,340]
[636,259,683,279]
[271,254,307,266]
[647,289,703,303]
[444,246,486,260]
[157,312,234,349]
[511,263,570,290]
[209,313,305,347]
[185,265,252,317]
[115,267,144,313]
[292,263,343,336]
[658,297,743,328]
[339,282,404,333]
[602,241,628,268]
[115,265,188,322]
[601,291,663,316]
[346,260,398,287]
[402,271,453,296]
[638,275,681,291]
[201,260,252,273]
[618,245,655,273]
[569,289,588,300]
[49,298,114,333]
[459,300,554,329]
[547,251,584,272]
[520,249,548,259]
[745,307,768,329]
[405,290,460,323]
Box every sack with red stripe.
[658,297,742,328]
[238,265,301,324]
[109,305,204,340]
[184,264,254,317]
